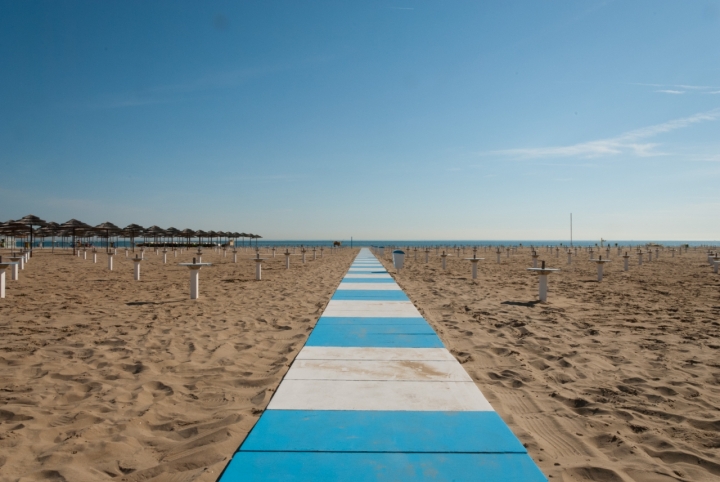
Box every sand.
[377,246,720,482]
[2,245,719,482]
[0,246,355,482]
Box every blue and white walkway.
[219,248,547,481]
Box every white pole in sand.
[108,252,114,271]
[567,250,572,265]
[638,251,643,265]
[8,256,22,280]
[233,249,238,263]
[273,247,277,258]
[0,258,18,297]
[713,255,720,274]
[133,255,143,281]
[424,248,430,263]
[531,251,539,268]
[594,256,611,281]
[527,261,560,302]
[441,251,448,270]
[254,253,266,280]
[496,248,501,264]
[647,249,653,262]
[285,249,291,269]
[465,254,484,279]
[83,248,87,260]
[313,247,317,260]
[162,248,168,264]
[622,252,630,271]
[125,248,129,258]
[196,247,203,263]
[179,258,212,299]
[301,248,307,264]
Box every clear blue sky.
[1,1,719,240]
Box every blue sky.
[1,1,719,240]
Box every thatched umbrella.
[15,215,47,257]
[58,219,91,255]
[94,222,122,253]
[144,226,166,248]
[195,230,208,247]
[166,227,181,248]
[180,229,195,247]
[122,224,144,252]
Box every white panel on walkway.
[285,360,472,381]
[268,380,494,411]
[337,283,402,290]
[296,347,457,361]
[323,300,422,318]
[344,273,393,278]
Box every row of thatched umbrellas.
[0,215,261,256]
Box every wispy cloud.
[631,82,719,95]
[485,109,720,160]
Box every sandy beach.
[377,247,720,482]
[1,245,719,481]
[0,247,355,481]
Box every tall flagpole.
[570,213,573,248]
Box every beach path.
[217,248,547,481]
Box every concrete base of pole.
[567,253,572,265]
[496,253,501,263]
[256,261,262,280]
[93,253,97,263]
[638,255,643,265]
[441,257,447,270]
[623,257,629,271]
[532,257,539,268]
[285,256,290,269]
[0,271,5,298]
[597,264,604,281]
[471,262,478,279]
[11,264,19,281]
[302,253,306,264]
[134,262,141,280]
[190,269,199,299]
[83,251,87,260]
[108,255,113,271]
[539,275,548,302]
[233,252,238,263]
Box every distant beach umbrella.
[59,219,91,255]
[122,224,145,252]
[15,215,47,256]
[94,222,121,253]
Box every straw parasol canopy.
[58,219,91,255]
[94,222,122,252]
[122,224,145,252]
[179,229,196,247]
[144,226,167,246]
[14,215,47,256]
[165,227,181,247]
[195,230,208,246]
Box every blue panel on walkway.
[347,270,387,274]
[241,410,527,453]
[306,332,443,348]
[341,278,396,283]
[332,290,409,301]
[220,452,547,482]
[317,317,429,325]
